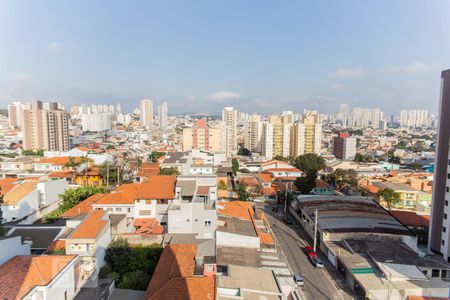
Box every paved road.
[263,204,351,300]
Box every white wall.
[95,224,111,272]
[168,201,217,239]
[216,231,260,249]
[0,236,31,266]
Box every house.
[372,181,420,210]
[168,176,217,239]
[261,160,302,178]
[0,255,80,300]
[1,179,68,224]
[312,179,335,195]
[65,210,111,279]
[0,156,35,175]
[144,244,216,300]
[136,162,160,182]
[74,166,104,186]
[33,156,83,173]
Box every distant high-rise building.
[289,111,322,157]
[339,104,350,116]
[158,102,168,131]
[81,113,111,132]
[222,107,238,157]
[182,118,224,152]
[140,99,154,128]
[429,69,450,260]
[243,114,263,153]
[8,102,29,128]
[333,132,357,160]
[261,122,274,160]
[399,109,429,128]
[22,101,70,151]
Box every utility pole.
[387,272,392,300]
[313,208,318,252]
[117,165,120,185]
[284,183,289,214]
[106,163,109,189]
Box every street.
[262,203,353,300]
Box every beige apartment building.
[222,107,238,157]
[140,99,154,128]
[22,101,70,151]
[182,119,224,152]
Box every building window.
[447,187,450,193]
[107,208,113,212]
[446,200,449,206]
[432,269,440,277]
[127,208,131,213]
[448,174,450,179]
[422,270,428,275]
[443,227,446,233]
[445,213,448,220]
[442,240,445,246]
[441,270,448,278]
[160,222,167,226]
[204,219,212,227]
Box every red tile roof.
[36,157,82,165]
[95,183,140,205]
[0,255,76,300]
[217,201,253,220]
[48,170,73,179]
[315,179,332,189]
[265,167,301,172]
[390,210,430,227]
[70,210,108,239]
[133,218,164,234]
[263,187,277,196]
[0,178,17,196]
[256,173,272,183]
[196,186,210,195]
[138,162,160,178]
[145,244,215,300]
[61,193,105,218]
[135,176,176,200]
[46,239,66,253]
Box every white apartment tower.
[140,99,154,128]
[222,107,238,157]
[158,102,168,131]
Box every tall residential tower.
[429,69,450,260]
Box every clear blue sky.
[1,0,449,114]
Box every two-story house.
[65,210,111,279]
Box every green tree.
[407,162,422,170]
[105,238,133,274]
[100,161,122,185]
[388,156,401,164]
[237,147,252,157]
[21,149,44,156]
[159,167,180,175]
[118,270,150,290]
[354,153,373,163]
[236,183,249,201]
[232,158,239,175]
[293,153,326,177]
[377,188,401,210]
[43,186,108,222]
[217,180,227,190]
[295,173,317,194]
[274,155,290,162]
[325,169,358,190]
[148,151,166,162]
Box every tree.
[407,162,422,171]
[293,153,326,177]
[274,155,290,162]
[354,153,373,163]
[217,180,227,190]
[388,156,401,164]
[43,186,108,222]
[325,169,358,190]
[148,151,166,162]
[104,238,163,290]
[100,161,122,185]
[377,188,401,210]
[21,149,44,156]
[232,158,239,175]
[236,183,249,201]
[295,173,317,194]
[237,147,252,157]
[159,167,180,176]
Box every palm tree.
[64,157,81,184]
[377,188,401,210]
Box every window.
[441,270,448,278]
[442,240,445,246]
[448,174,450,179]
[443,227,446,233]
[160,222,167,226]
[146,200,152,204]
[445,213,448,220]
[107,208,113,212]
[447,187,450,193]
[432,269,440,277]
[204,219,212,227]
[127,208,131,213]
[446,200,449,206]
[422,270,428,275]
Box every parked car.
[309,256,324,268]
[303,245,317,258]
[283,216,293,225]
[293,273,304,286]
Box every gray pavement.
[262,202,354,300]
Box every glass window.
[432,269,440,277]
[204,219,212,227]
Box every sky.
[0,1,449,115]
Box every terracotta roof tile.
[46,239,66,253]
[70,210,108,239]
[135,176,176,200]
[3,181,38,205]
[36,157,82,165]
[61,193,105,218]
[48,170,73,179]
[95,183,140,205]
[390,210,430,227]
[133,218,164,234]
[196,186,210,195]
[217,201,253,220]
[145,244,215,300]
[256,173,272,183]
[0,178,17,196]
[0,255,76,300]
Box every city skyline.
[1,1,449,114]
